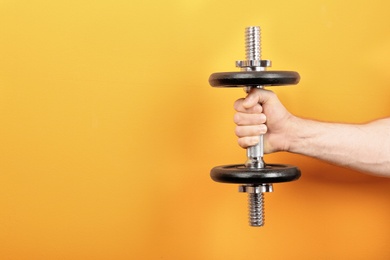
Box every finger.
[234,112,266,126]
[237,136,260,148]
[243,88,276,108]
[235,125,267,138]
[234,98,263,113]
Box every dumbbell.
[209,26,301,227]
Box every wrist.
[284,115,305,154]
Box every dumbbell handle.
[246,135,265,168]
[244,86,265,169]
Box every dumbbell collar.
[236,59,272,69]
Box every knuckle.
[234,127,242,137]
[233,99,244,111]
[233,113,242,124]
[237,138,247,148]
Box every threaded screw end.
[245,26,261,60]
[248,192,265,227]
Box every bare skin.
[234,88,390,177]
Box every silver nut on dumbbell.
[239,184,274,194]
[236,60,272,69]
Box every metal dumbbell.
[209,26,301,227]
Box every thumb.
[243,88,275,108]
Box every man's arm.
[234,88,390,177]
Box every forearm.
[287,117,390,177]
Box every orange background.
[1,0,390,259]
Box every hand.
[233,88,294,153]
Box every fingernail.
[259,125,267,134]
[259,113,266,122]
